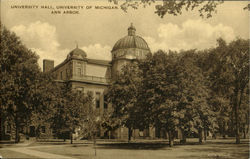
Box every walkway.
[3,145,76,159]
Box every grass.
[28,138,249,159]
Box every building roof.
[87,59,111,66]
[67,47,87,60]
[112,23,150,52]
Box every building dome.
[112,23,150,52]
[67,46,87,60]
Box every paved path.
[4,146,76,159]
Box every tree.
[138,51,179,146]
[174,51,215,144]
[50,82,91,144]
[26,72,59,139]
[238,89,249,139]
[0,24,42,142]
[107,62,145,142]
[139,50,216,146]
[110,0,224,18]
[211,38,249,144]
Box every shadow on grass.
[97,142,172,150]
[96,139,249,152]
[71,144,89,147]
[28,141,91,147]
[96,141,212,150]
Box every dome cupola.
[112,23,150,52]
[128,23,136,36]
[67,45,87,60]
[111,23,151,79]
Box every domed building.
[67,46,87,60]
[39,24,154,140]
[111,23,151,78]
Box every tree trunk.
[168,131,174,147]
[243,127,246,139]
[180,129,186,144]
[128,127,132,142]
[234,88,240,144]
[15,115,20,143]
[222,121,226,139]
[204,128,207,141]
[93,134,97,156]
[198,128,203,144]
[70,132,73,144]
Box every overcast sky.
[1,0,249,68]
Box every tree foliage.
[107,37,249,145]
[139,50,215,145]
[109,0,224,18]
[50,82,93,143]
[208,38,249,143]
[0,24,43,142]
[107,62,145,141]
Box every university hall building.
[0,23,175,141]
[43,23,158,140]
[1,24,181,141]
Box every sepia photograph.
[0,0,249,158]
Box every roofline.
[111,58,139,64]
[111,47,151,53]
[53,59,70,72]
[68,79,110,86]
[52,57,111,72]
[87,59,111,66]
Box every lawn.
[0,149,36,158]
[29,138,249,159]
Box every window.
[139,128,144,137]
[140,51,142,57]
[60,71,63,79]
[6,124,11,134]
[77,68,82,76]
[95,92,100,108]
[104,94,108,109]
[136,51,139,57]
[20,126,24,133]
[41,126,46,133]
[66,69,68,78]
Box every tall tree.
[211,38,249,144]
[139,51,179,146]
[27,72,59,139]
[139,50,215,145]
[0,25,42,142]
[107,62,145,142]
[50,82,91,144]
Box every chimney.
[43,59,54,72]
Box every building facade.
[0,24,182,141]
[42,23,156,140]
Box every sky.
[1,0,249,68]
